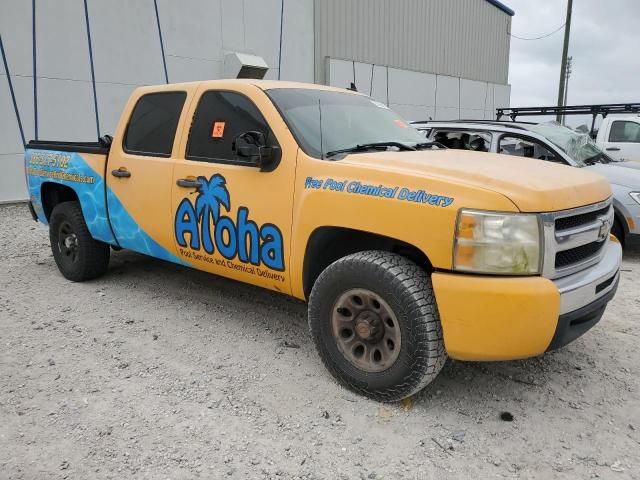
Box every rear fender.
[25,149,116,244]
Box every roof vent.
[224,52,269,80]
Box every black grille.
[555,206,610,231]
[555,241,605,269]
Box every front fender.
[288,159,519,299]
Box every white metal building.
[0,0,513,202]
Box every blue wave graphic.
[107,188,186,265]
[25,150,115,244]
[26,149,185,266]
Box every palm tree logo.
[195,174,230,254]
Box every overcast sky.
[507,0,640,124]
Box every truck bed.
[25,138,115,245]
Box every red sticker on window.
[212,122,226,138]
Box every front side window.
[187,90,276,163]
[499,136,563,163]
[432,130,491,152]
[124,92,186,157]
[528,122,610,165]
[266,88,425,159]
[609,120,640,143]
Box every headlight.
[630,192,640,205]
[453,210,542,275]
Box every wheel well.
[612,208,627,245]
[302,227,432,298]
[41,183,79,221]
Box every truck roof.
[411,120,537,131]
[132,79,356,96]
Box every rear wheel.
[308,251,447,402]
[49,201,110,281]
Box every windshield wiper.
[325,142,416,158]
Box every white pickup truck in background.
[595,116,640,162]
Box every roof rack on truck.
[496,103,640,136]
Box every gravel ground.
[1,202,639,480]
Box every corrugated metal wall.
[0,0,314,202]
[314,0,511,85]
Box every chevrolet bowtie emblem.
[598,217,611,242]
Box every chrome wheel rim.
[331,288,401,373]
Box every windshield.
[527,122,613,166]
[266,88,425,159]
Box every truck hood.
[340,149,611,212]
[584,163,640,189]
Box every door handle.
[176,178,202,189]
[606,147,621,151]
[111,167,131,178]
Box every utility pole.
[562,56,573,125]
[556,0,573,122]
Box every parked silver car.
[412,120,640,247]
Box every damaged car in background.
[413,119,640,248]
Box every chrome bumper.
[553,238,622,315]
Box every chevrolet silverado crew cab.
[25,80,621,401]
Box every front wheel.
[308,251,447,402]
[49,201,110,281]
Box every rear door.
[602,119,640,161]
[106,90,190,264]
[170,84,297,294]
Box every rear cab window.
[123,91,187,157]
[186,90,278,164]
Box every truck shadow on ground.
[103,247,634,412]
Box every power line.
[511,23,566,41]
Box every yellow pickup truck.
[25,80,621,401]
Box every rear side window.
[433,130,491,152]
[124,92,186,157]
[609,120,640,143]
[499,135,563,163]
[186,90,276,163]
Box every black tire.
[49,201,110,281]
[611,218,625,246]
[308,251,447,402]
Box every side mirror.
[233,131,281,171]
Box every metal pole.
[556,0,573,122]
[0,35,26,146]
[562,57,572,125]
[32,0,38,140]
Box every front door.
[106,90,188,264]
[170,84,297,295]
[603,119,640,161]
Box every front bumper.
[432,238,622,361]
[547,276,618,351]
